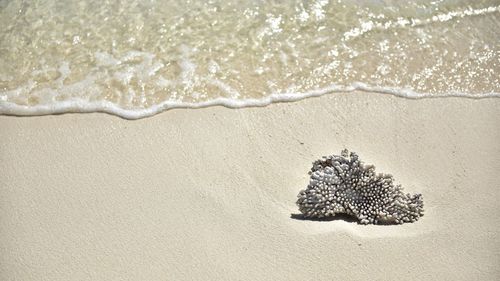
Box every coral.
[296,150,424,224]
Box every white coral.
[296,150,424,224]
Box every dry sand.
[1,92,499,280]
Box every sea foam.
[1,83,498,119]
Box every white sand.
[1,92,499,280]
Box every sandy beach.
[1,92,499,280]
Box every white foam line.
[1,83,499,119]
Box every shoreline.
[2,84,500,119]
[1,92,499,280]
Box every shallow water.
[1,0,499,118]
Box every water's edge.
[1,83,498,119]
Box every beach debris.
[296,149,424,224]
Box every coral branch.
[296,150,424,224]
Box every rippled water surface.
[1,0,499,118]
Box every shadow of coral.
[290,213,358,223]
[290,213,402,225]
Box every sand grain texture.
[1,93,499,280]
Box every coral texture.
[296,150,424,224]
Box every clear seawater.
[0,0,499,118]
